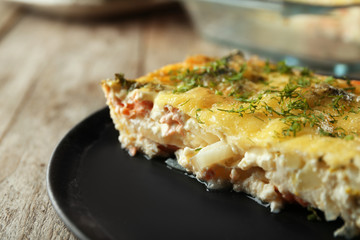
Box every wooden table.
[0,2,229,239]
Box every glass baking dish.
[181,0,360,77]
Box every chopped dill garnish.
[195,147,202,151]
[217,107,245,117]
[247,137,255,144]
[218,77,357,138]
[206,58,227,73]
[179,99,191,106]
[115,73,125,80]
[300,67,312,77]
[165,55,359,139]
[263,60,293,74]
[215,90,223,95]
[253,115,264,122]
[350,107,360,114]
[324,77,335,85]
[115,73,142,91]
[296,77,311,88]
[263,60,272,73]
[307,206,321,221]
[343,86,356,92]
[330,95,347,115]
[195,108,205,124]
[276,61,293,74]
[217,95,262,117]
[226,72,244,82]
[171,57,247,94]
[344,135,355,141]
[234,92,254,102]
[281,82,299,99]
[346,78,352,86]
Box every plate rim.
[46,107,109,240]
[46,106,344,240]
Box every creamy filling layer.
[107,88,360,238]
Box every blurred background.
[4,0,360,76]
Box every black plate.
[47,107,346,240]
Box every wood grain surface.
[0,2,229,239]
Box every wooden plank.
[0,3,22,39]
[0,3,25,139]
[0,13,143,239]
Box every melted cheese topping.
[156,87,360,169]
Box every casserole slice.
[101,52,360,238]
